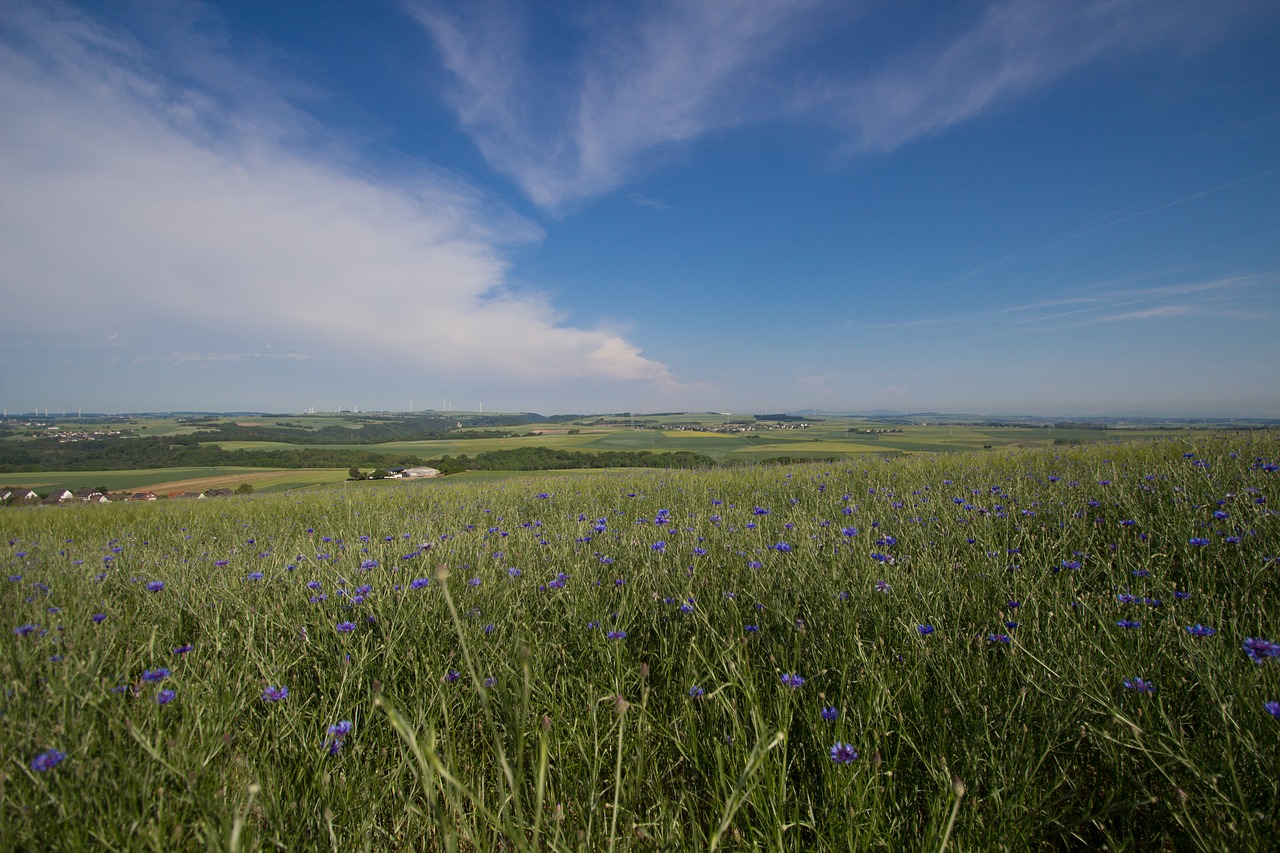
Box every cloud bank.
[0,0,677,393]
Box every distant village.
[1,486,239,506]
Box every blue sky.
[2,0,1278,417]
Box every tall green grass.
[2,435,1277,849]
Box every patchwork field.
[2,467,351,495]
[3,435,1277,849]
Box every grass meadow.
[2,435,1278,850]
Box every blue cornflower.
[1174,590,1192,600]
[780,673,805,688]
[30,749,66,772]
[917,625,935,636]
[262,685,289,702]
[14,623,40,637]
[1061,560,1081,570]
[1007,600,1020,609]
[1265,701,1280,720]
[841,527,859,537]
[745,624,759,633]
[875,580,891,593]
[326,720,353,755]
[651,542,666,553]
[987,633,1011,644]
[821,706,838,722]
[172,644,194,655]
[1116,619,1142,630]
[142,668,170,683]
[336,621,356,633]
[246,571,264,581]
[773,542,792,553]
[1244,637,1280,664]
[607,630,626,640]
[688,685,705,698]
[1185,624,1215,637]
[156,689,176,705]
[1188,538,1210,547]
[829,742,858,764]
[410,578,429,589]
[1124,678,1155,694]
[445,670,461,682]
[146,581,165,592]
[92,613,106,624]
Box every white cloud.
[0,1,678,391]
[798,0,1258,152]
[412,0,825,210]
[416,0,1267,208]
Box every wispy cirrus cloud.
[410,0,829,210]
[413,0,1268,210]
[856,273,1276,333]
[0,1,678,396]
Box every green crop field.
[188,421,1188,464]
[3,435,1278,850]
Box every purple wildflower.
[829,742,858,764]
[30,749,66,772]
[262,685,289,702]
[1244,637,1280,664]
